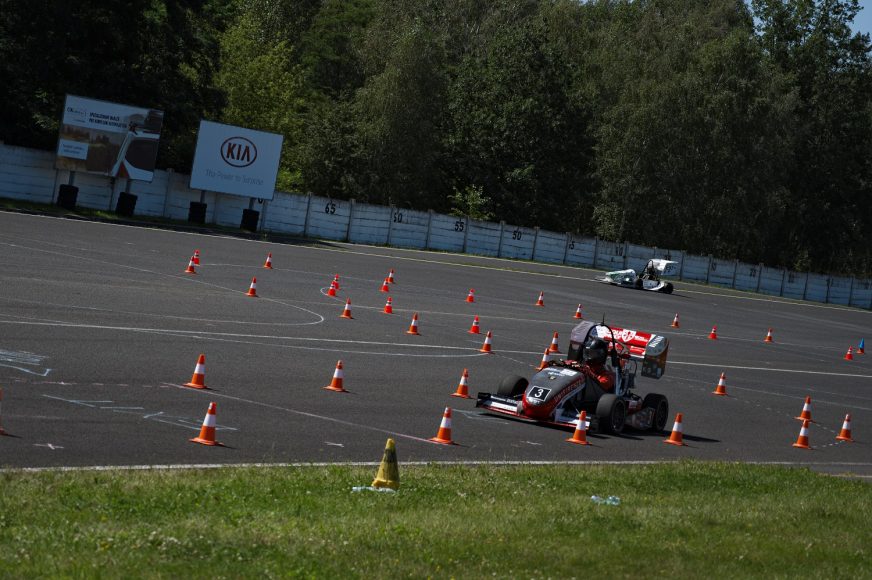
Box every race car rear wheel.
[662,282,674,294]
[497,375,528,397]
[642,393,669,433]
[595,394,626,434]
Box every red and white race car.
[476,320,670,434]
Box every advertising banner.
[55,95,164,182]
[189,120,283,200]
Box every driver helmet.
[583,337,608,366]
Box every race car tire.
[497,375,528,397]
[634,278,643,289]
[595,394,626,434]
[642,393,669,433]
[662,283,674,294]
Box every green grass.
[0,462,870,578]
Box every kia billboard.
[189,120,283,200]
[55,95,164,182]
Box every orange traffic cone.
[387,269,395,284]
[663,413,687,446]
[708,325,718,340]
[451,369,471,399]
[466,288,476,303]
[246,277,258,297]
[548,332,561,354]
[184,354,208,389]
[845,347,854,361]
[406,313,420,335]
[792,419,811,449]
[566,410,591,446]
[535,291,545,307]
[327,280,337,297]
[574,304,583,319]
[380,278,390,292]
[324,360,347,392]
[340,299,353,319]
[537,349,551,371]
[263,253,273,269]
[764,328,774,343]
[383,296,393,314]
[795,396,815,422]
[480,331,493,353]
[190,402,223,446]
[712,372,727,396]
[184,257,197,274]
[468,315,481,334]
[836,414,854,442]
[429,407,456,445]
[332,274,340,290]
[0,387,7,436]
[192,249,200,265]
[671,313,680,328]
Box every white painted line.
[5,460,872,474]
[669,360,872,379]
[174,386,439,445]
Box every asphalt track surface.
[0,212,869,476]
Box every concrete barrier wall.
[465,219,501,257]
[306,196,351,241]
[594,240,627,271]
[387,207,429,249]
[348,201,390,245]
[533,230,568,264]
[428,213,466,252]
[564,236,597,267]
[850,279,872,308]
[498,224,536,260]
[1,142,869,308]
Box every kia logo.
[221,137,257,168]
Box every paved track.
[0,212,869,475]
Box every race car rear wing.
[566,320,669,379]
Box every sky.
[854,1,872,36]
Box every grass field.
[1,461,870,578]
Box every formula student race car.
[599,259,677,293]
[475,320,670,434]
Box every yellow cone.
[371,438,400,490]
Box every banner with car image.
[55,95,164,182]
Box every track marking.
[5,459,872,474]
[669,360,872,379]
[171,385,438,445]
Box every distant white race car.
[600,259,676,294]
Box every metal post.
[107,177,117,211]
[161,169,174,218]
[622,241,629,269]
[779,268,787,297]
[425,209,434,249]
[848,277,855,307]
[756,263,764,293]
[345,198,355,242]
[259,200,269,233]
[386,205,395,246]
[802,273,810,300]
[592,237,600,269]
[677,251,686,281]
[496,221,506,257]
[462,216,470,253]
[731,259,739,289]
[531,226,540,261]
[825,276,831,304]
[562,233,572,265]
[705,255,713,284]
[303,194,313,237]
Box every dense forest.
[1,0,870,276]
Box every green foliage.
[448,184,493,220]
[1,0,870,276]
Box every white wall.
[1,142,869,308]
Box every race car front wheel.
[595,394,626,434]
[497,375,528,397]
